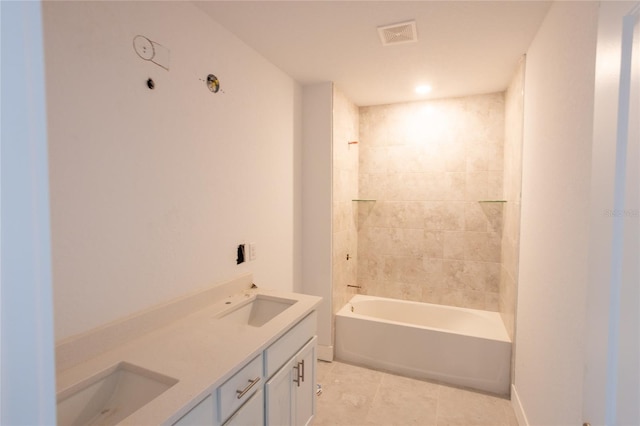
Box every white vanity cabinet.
[263,312,317,426]
[217,354,263,425]
[292,338,316,426]
[265,337,317,426]
[172,394,215,426]
[174,311,318,426]
[223,389,264,426]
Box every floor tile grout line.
[364,372,384,423]
[435,383,442,426]
[317,361,516,426]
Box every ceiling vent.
[377,20,418,46]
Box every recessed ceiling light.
[415,85,432,95]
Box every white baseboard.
[511,384,529,426]
[317,344,334,361]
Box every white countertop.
[55,287,322,425]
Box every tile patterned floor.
[314,361,518,426]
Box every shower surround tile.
[463,232,502,263]
[358,93,505,312]
[465,171,489,200]
[331,86,359,342]
[498,58,525,345]
[464,202,489,232]
[424,201,465,231]
[359,173,388,200]
[367,201,425,229]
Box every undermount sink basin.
[217,294,297,327]
[57,362,178,426]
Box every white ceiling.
[195,1,552,106]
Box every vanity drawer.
[223,389,263,426]
[217,354,263,423]
[264,311,316,378]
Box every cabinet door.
[265,357,294,426]
[224,389,264,426]
[265,336,317,426]
[294,337,316,426]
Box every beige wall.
[357,93,505,311]
[44,1,301,340]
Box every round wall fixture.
[206,74,220,93]
[133,35,155,60]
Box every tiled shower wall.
[331,86,359,334]
[500,59,525,341]
[357,94,505,311]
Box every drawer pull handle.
[293,360,305,387]
[293,365,300,387]
[236,377,260,399]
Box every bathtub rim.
[336,294,511,343]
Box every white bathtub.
[335,295,512,395]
